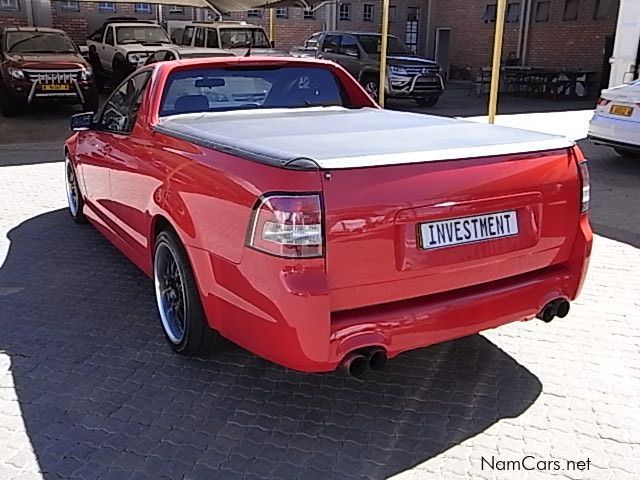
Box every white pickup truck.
[86,18,174,88]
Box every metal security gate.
[405,7,419,54]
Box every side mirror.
[70,112,94,131]
[270,40,275,48]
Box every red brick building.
[0,0,620,84]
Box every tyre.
[360,75,379,102]
[65,156,86,223]
[88,49,106,93]
[614,147,640,158]
[0,92,20,117]
[82,88,99,112]
[112,57,129,89]
[415,96,440,107]
[154,229,224,356]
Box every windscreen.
[6,31,77,54]
[358,35,413,56]
[219,29,271,49]
[116,26,171,45]
[160,66,347,116]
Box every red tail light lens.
[577,161,590,213]
[248,194,324,258]
[596,97,611,107]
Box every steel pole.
[269,8,275,45]
[488,0,507,124]
[378,0,390,107]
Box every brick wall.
[433,0,618,80]
[526,0,617,71]
[0,15,28,29]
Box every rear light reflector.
[596,97,611,107]
[577,161,590,213]
[248,194,324,258]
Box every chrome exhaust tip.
[340,352,368,378]
[368,348,387,371]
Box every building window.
[247,9,261,17]
[506,2,520,22]
[339,3,350,21]
[482,4,497,22]
[60,0,79,12]
[275,7,287,18]
[363,3,373,21]
[303,7,314,19]
[534,0,550,21]
[594,0,610,19]
[98,2,115,11]
[0,0,19,10]
[134,3,150,13]
[388,5,396,22]
[169,4,184,13]
[563,0,579,20]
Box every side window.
[182,26,194,46]
[339,35,359,57]
[194,27,205,47]
[104,27,114,46]
[89,27,104,42]
[98,71,151,134]
[206,28,219,48]
[322,35,340,54]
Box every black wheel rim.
[154,243,186,344]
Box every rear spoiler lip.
[314,139,575,170]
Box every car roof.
[184,21,263,28]
[3,27,68,34]
[322,31,397,37]
[172,46,234,56]
[110,23,164,28]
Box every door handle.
[100,145,112,155]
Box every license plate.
[419,211,519,250]
[41,84,70,91]
[610,104,633,117]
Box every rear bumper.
[190,215,592,373]
[588,114,640,149]
[589,135,640,153]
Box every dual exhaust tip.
[341,298,571,376]
[537,298,570,323]
[340,347,387,378]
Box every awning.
[71,0,323,11]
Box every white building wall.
[609,0,640,87]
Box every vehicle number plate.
[419,211,519,250]
[610,104,633,117]
[41,84,70,91]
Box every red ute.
[64,57,592,375]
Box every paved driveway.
[0,108,639,480]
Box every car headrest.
[174,95,209,114]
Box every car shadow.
[0,209,542,479]
[578,139,640,249]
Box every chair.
[173,95,210,115]
[468,67,491,96]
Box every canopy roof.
[72,0,325,12]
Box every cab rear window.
[160,66,348,116]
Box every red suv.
[0,27,98,117]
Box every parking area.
[0,91,639,480]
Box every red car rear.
[65,57,592,375]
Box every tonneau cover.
[155,107,574,170]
